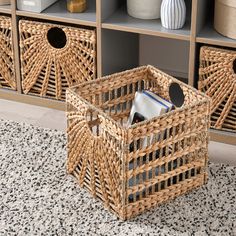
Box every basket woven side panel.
[123,66,210,219]
[0,16,16,90]
[19,20,96,100]
[66,90,126,218]
[199,46,236,132]
[125,102,209,219]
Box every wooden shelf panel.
[0,4,11,14]
[16,0,96,27]
[102,6,191,41]
[210,129,236,146]
[197,23,236,48]
[0,88,65,111]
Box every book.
[127,89,174,163]
[127,90,174,127]
[127,90,174,148]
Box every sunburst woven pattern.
[0,16,16,90]
[199,46,236,132]
[19,19,96,100]
[67,65,211,220]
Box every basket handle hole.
[86,111,101,137]
[233,58,236,74]
[47,27,67,49]
[169,82,185,107]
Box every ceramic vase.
[127,0,162,20]
[161,0,186,29]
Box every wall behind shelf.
[101,29,139,76]
[139,35,189,79]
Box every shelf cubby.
[139,35,189,80]
[101,0,192,41]
[16,0,97,26]
[195,0,236,48]
[101,28,189,83]
[102,6,191,41]
[101,29,139,76]
[197,23,236,49]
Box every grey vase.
[161,0,186,29]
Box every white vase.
[127,0,162,20]
[161,0,186,29]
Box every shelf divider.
[11,0,22,94]
[96,0,102,77]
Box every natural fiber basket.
[0,16,16,90]
[199,46,236,132]
[214,0,236,40]
[19,19,96,100]
[67,65,210,220]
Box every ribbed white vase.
[127,0,162,20]
[161,0,186,29]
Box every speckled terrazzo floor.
[0,119,235,236]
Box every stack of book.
[127,90,174,127]
[127,90,174,147]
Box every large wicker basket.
[66,65,211,220]
[19,19,96,100]
[0,16,16,90]
[199,46,236,132]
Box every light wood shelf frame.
[0,0,235,145]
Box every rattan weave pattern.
[199,46,236,132]
[19,19,96,100]
[0,16,16,90]
[67,66,211,220]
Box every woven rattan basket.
[19,19,96,100]
[67,65,211,220]
[199,46,236,132]
[0,16,16,90]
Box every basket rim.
[69,65,210,99]
[200,46,236,55]
[67,65,211,132]
[67,88,210,133]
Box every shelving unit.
[0,0,235,145]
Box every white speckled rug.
[0,119,236,236]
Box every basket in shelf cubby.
[67,65,211,220]
[19,19,96,100]
[199,46,236,133]
[0,16,16,90]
